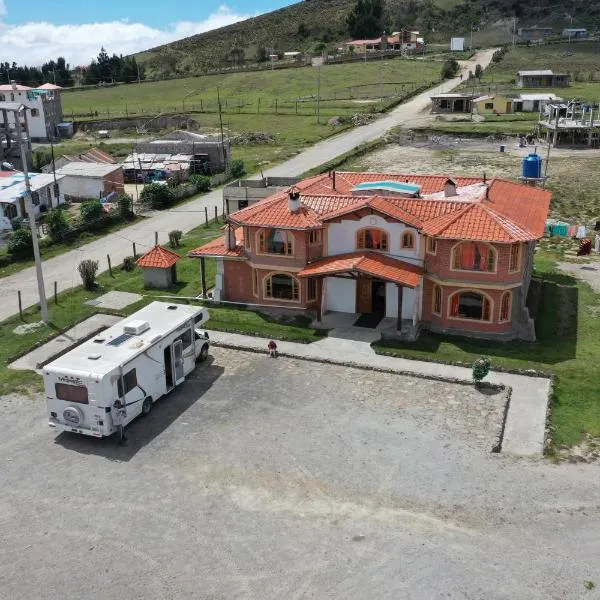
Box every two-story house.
[189,172,551,341]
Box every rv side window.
[194,312,204,324]
[177,329,192,350]
[55,383,89,404]
[117,369,138,396]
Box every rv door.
[173,340,185,385]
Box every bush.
[189,174,211,192]
[139,183,175,210]
[168,230,183,248]
[78,259,99,290]
[229,159,246,179]
[122,256,136,271]
[472,356,491,386]
[117,194,134,220]
[80,200,104,230]
[474,64,483,79]
[45,208,70,242]
[8,228,33,259]
[441,59,460,80]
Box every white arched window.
[449,290,492,321]
[258,229,294,256]
[401,231,415,249]
[264,273,300,301]
[357,227,388,251]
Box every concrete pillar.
[200,257,207,298]
[396,285,403,331]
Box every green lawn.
[374,248,600,447]
[62,58,441,119]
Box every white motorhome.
[44,302,210,438]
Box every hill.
[137,0,600,77]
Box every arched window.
[451,242,496,272]
[264,273,300,301]
[509,244,521,272]
[449,291,491,321]
[500,291,511,322]
[258,229,294,256]
[401,231,415,249]
[432,284,442,316]
[357,228,388,251]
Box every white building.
[0,82,63,142]
[54,162,125,201]
[0,171,65,228]
[450,37,465,51]
[514,93,563,112]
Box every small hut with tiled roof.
[136,245,181,289]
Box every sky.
[0,1,297,66]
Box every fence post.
[200,98,203,112]
[275,98,278,114]
[18,290,22,320]
[132,242,137,258]
[54,281,58,305]
[205,207,209,227]
[107,254,113,277]
[257,98,260,114]
[296,100,298,115]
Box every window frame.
[264,272,301,303]
[30,108,39,117]
[484,102,494,110]
[499,291,512,322]
[356,227,389,252]
[117,368,138,397]
[450,241,497,274]
[257,228,295,257]
[309,230,322,245]
[509,243,521,273]
[432,284,442,316]
[448,289,493,323]
[307,278,317,302]
[426,236,437,255]
[401,230,415,249]
[55,382,89,404]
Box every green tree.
[80,200,104,230]
[78,259,99,290]
[189,174,211,192]
[8,228,33,259]
[255,46,268,62]
[474,64,483,79]
[441,58,460,79]
[45,208,70,242]
[229,160,246,179]
[139,183,175,210]
[347,0,386,39]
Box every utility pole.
[14,107,49,322]
[380,30,385,101]
[50,140,57,209]
[217,88,226,166]
[136,61,141,84]
[470,23,474,51]
[512,16,517,47]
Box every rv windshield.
[55,382,89,404]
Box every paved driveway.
[1,348,599,599]
[0,50,497,322]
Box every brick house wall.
[103,167,125,194]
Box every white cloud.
[0,5,251,66]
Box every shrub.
[229,159,246,179]
[122,256,136,271]
[78,259,99,290]
[189,174,211,192]
[441,59,460,80]
[80,200,104,230]
[472,356,491,386]
[45,208,70,242]
[168,230,183,248]
[474,64,483,79]
[139,183,175,210]
[117,194,134,220]
[8,228,33,259]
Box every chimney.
[224,224,236,250]
[10,80,17,91]
[444,178,457,198]
[288,186,301,212]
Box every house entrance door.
[356,277,372,313]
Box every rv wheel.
[141,397,153,416]
[198,344,209,363]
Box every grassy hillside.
[136,0,600,77]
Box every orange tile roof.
[188,228,247,259]
[226,172,551,243]
[136,245,181,269]
[422,202,534,242]
[298,252,423,288]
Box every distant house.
[562,28,587,39]
[54,162,124,202]
[450,38,464,51]
[346,31,422,53]
[473,95,513,115]
[517,26,553,42]
[516,70,571,88]
[430,93,475,114]
[513,93,563,112]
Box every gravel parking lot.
[1,348,599,600]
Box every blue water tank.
[522,153,543,179]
